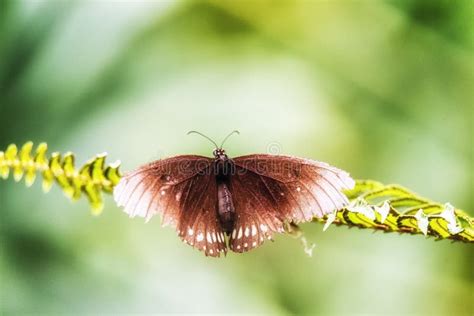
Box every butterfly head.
[187,130,240,160]
[213,148,228,160]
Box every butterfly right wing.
[233,154,355,222]
[114,155,227,257]
[228,154,354,253]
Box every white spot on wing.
[244,227,250,237]
[237,227,243,239]
[196,233,204,242]
[260,224,268,232]
[188,228,194,236]
[251,225,257,236]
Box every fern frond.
[0,142,121,214]
[318,180,473,243]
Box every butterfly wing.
[114,155,227,257]
[229,154,354,252]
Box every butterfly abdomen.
[214,157,236,235]
[217,181,235,234]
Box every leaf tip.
[415,209,429,235]
[323,212,336,231]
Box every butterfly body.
[213,149,236,234]
[114,147,355,257]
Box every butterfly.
[114,131,355,257]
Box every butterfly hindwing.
[229,169,285,252]
[176,172,227,257]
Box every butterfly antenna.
[219,130,240,149]
[187,131,219,149]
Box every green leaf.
[319,180,473,243]
[0,142,121,215]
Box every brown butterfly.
[114,131,355,257]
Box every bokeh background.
[0,1,472,314]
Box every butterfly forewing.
[232,154,354,230]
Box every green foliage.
[0,142,121,214]
[319,180,473,243]
[1,142,472,243]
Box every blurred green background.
[0,1,472,314]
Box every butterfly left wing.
[114,155,226,257]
